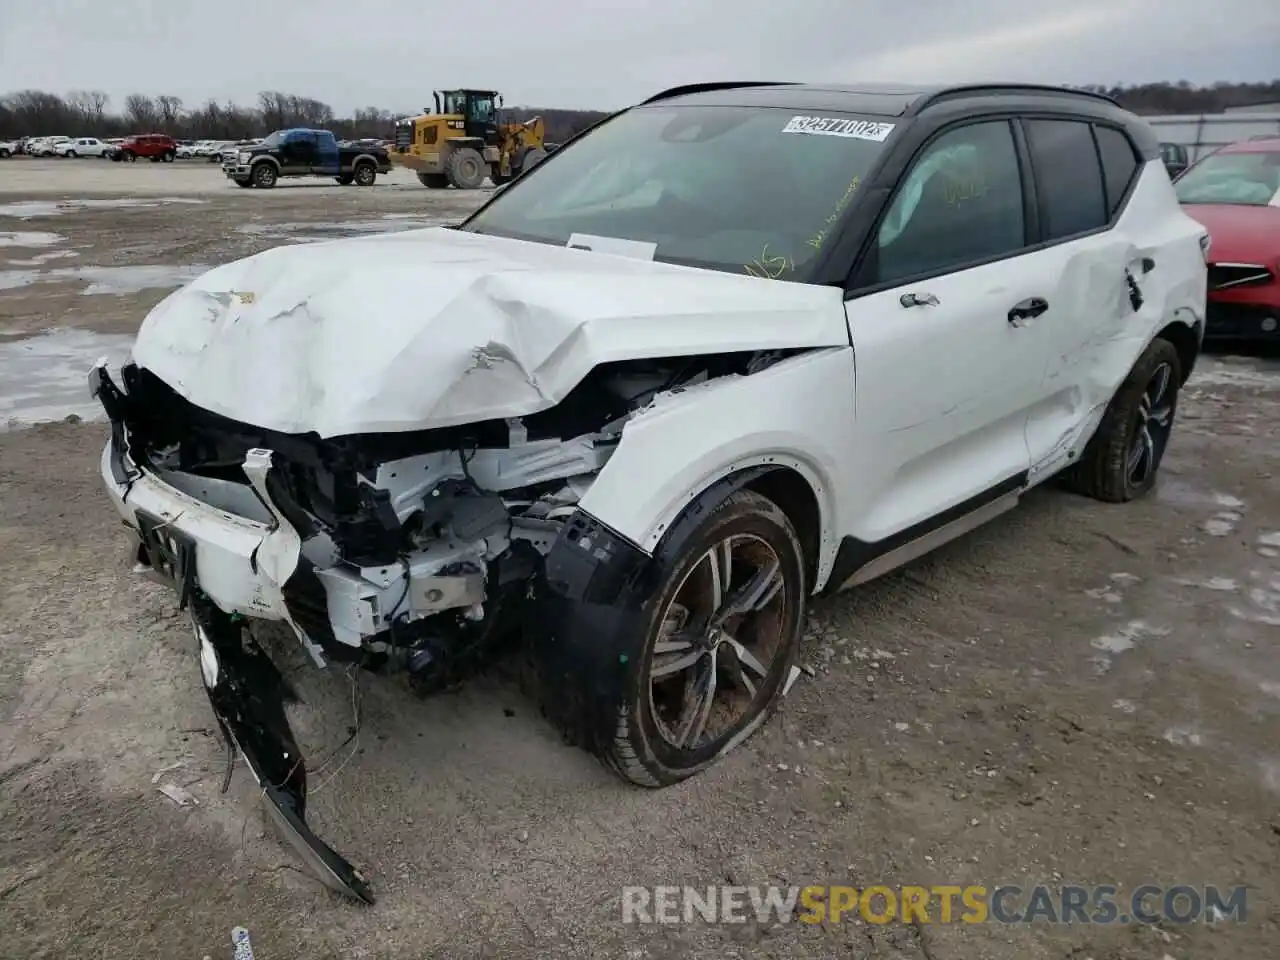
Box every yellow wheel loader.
[390,89,555,189]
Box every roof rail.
[641,81,798,105]
[911,83,1119,113]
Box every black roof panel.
[641,81,1119,118]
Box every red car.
[1176,137,1280,341]
[111,134,178,163]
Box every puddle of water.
[6,250,79,267]
[0,328,134,429]
[0,231,65,248]
[0,263,208,295]
[0,198,208,219]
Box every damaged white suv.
[92,81,1207,901]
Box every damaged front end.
[91,350,782,900]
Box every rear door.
[1020,118,1205,482]
[841,118,1054,544]
[311,133,340,174]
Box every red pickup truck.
[110,134,178,163]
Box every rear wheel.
[445,147,486,189]
[1062,337,1181,503]
[162,151,175,162]
[353,162,376,186]
[417,172,448,189]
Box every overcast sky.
[2,0,1277,114]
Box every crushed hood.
[130,228,849,437]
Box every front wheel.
[252,162,277,189]
[66,150,78,158]
[352,162,376,186]
[553,489,806,787]
[1062,337,1182,502]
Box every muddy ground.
[1,159,1278,960]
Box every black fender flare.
[531,466,776,752]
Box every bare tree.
[157,95,183,132]
[123,93,159,131]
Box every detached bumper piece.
[192,586,375,903]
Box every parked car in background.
[1176,136,1280,341]
[110,134,178,162]
[55,137,110,158]
[29,137,72,157]
[223,128,390,187]
[0,140,16,158]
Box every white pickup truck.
[55,137,110,158]
[0,140,17,158]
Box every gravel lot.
[1,159,1278,960]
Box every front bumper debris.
[91,362,375,903]
[193,598,374,903]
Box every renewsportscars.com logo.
[621,884,1249,926]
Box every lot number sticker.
[782,116,896,141]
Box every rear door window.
[1094,126,1140,214]
[1025,119,1108,240]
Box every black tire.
[353,162,376,186]
[1062,337,1181,503]
[417,172,449,189]
[445,147,486,189]
[546,489,806,788]
[126,151,137,162]
[0,149,8,158]
[336,174,354,185]
[520,147,548,175]
[66,150,78,158]
[163,151,175,163]
[252,162,277,189]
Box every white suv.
[55,137,109,158]
[91,81,1207,902]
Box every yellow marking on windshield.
[744,243,792,280]
[806,175,862,252]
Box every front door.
[842,118,1053,544]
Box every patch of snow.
[1203,513,1241,537]
[0,231,64,248]
[1258,532,1280,548]
[1112,698,1137,714]
[0,263,207,296]
[1213,493,1246,509]
[0,197,208,219]
[1162,725,1203,747]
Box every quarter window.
[1025,119,1107,239]
[1094,125,1140,215]
[874,120,1026,284]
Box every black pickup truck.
[223,128,391,188]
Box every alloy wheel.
[1127,361,1175,487]
[647,534,788,750]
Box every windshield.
[1175,149,1280,206]
[462,105,897,281]
[261,131,285,148]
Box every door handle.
[1008,297,1049,327]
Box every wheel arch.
[251,155,281,171]
[1154,309,1202,385]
